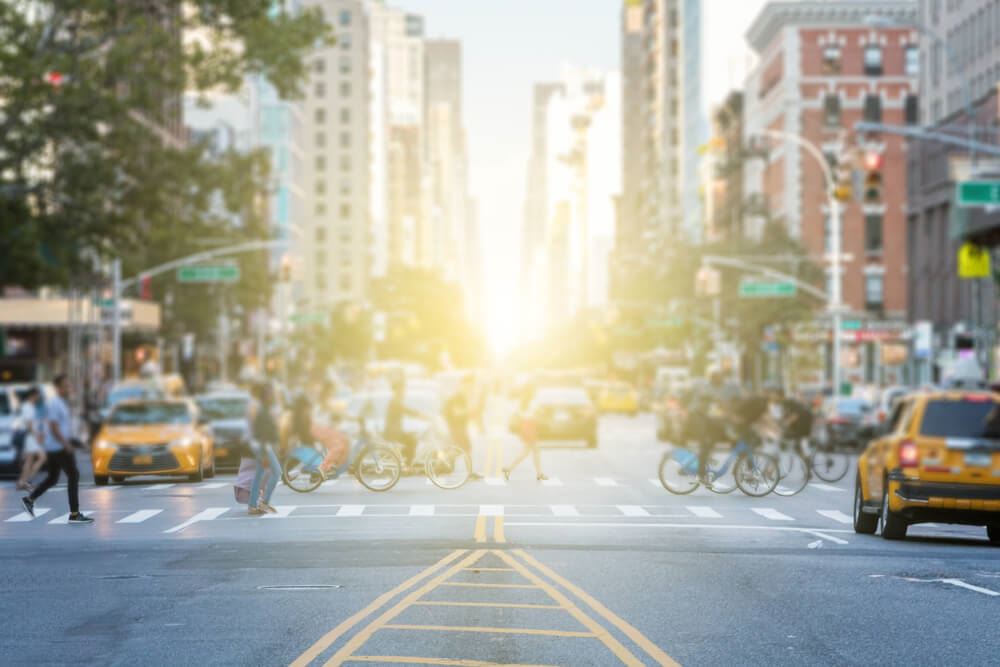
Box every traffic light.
[862,151,883,203]
[831,151,853,202]
[140,275,152,300]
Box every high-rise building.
[301,0,371,309]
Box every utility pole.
[112,259,122,383]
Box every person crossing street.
[21,374,93,524]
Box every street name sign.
[738,280,796,298]
[177,265,240,283]
[957,180,1000,207]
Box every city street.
[2,410,996,666]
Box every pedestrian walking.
[443,375,482,479]
[21,374,92,524]
[15,387,47,492]
[502,393,548,482]
[246,382,282,516]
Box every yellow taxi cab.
[597,381,640,416]
[92,399,215,485]
[853,390,1000,542]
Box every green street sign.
[957,180,1000,207]
[841,319,863,331]
[738,281,796,298]
[177,265,240,283]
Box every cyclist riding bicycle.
[765,386,814,453]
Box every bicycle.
[410,419,473,490]
[659,438,779,497]
[768,437,811,497]
[281,418,402,493]
[807,437,850,483]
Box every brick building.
[745,1,918,320]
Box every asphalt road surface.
[2,405,997,666]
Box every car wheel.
[205,457,216,479]
[879,481,907,540]
[188,453,204,483]
[94,475,109,486]
[853,473,877,534]
[111,476,125,484]
[987,524,1000,545]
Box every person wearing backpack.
[14,387,46,492]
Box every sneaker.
[21,497,35,518]
[68,512,94,524]
[248,506,266,516]
[259,502,278,514]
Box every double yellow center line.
[475,425,507,544]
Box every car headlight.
[94,439,116,451]
[169,437,194,447]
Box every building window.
[340,180,351,196]
[340,81,351,97]
[863,95,882,122]
[316,249,326,265]
[340,203,351,218]
[315,202,326,216]
[341,108,350,123]
[316,181,326,195]
[316,155,326,171]
[341,155,351,171]
[905,46,920,76]
[823,94,841,127]
[340,33,352,49]
[316,227,326,242]
[340,132,350,148]
[340,57,351,74]
[316,272,327,290]
[865,213,884,253]
[905,95,919,125]
[864,46,883,75]
[314,82,325,97]
[314,59,325,74]
[865,273,884,309]
[339,9,351,26]
[315,132,326,147]
[340,229,352,243]
[315,109,325,124]
[339,274,352,291]
[822,46,841,74]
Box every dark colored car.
[195,391,251,471]
[526,386,598,448]
[823,398,873,450]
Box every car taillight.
[963,394,991,402]
[899,440,920,467]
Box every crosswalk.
[2,502,858,531]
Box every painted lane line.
[381,623,594,638]
[504,521,851,545]
[816,510,853,525]
[617,505,650,517]
[337,504,365,517]
[594,477,618,487]
[6,508,52,522]
[479,504,504,516]
[49,511,97,524]
[686,505,722,519]
[551,505,580,517]
[901,576,1000,597]
[493,516,506,543]
[809,482,844,492]
[409,504,435,516]
[198,482,227,489]
[117,509,163,524]
[289,550,470,667]
[163,507,229,534]
[541,477,564,487]
[752,508,794,521]
[483,477,506,486]
[144,483,175,490]
[263,505,297,519]
[648,478,662,488]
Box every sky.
[397,0,768,347]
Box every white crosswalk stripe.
[6,508,51,522]
[617,505,650,517]
[337,505,365,517]
[686,506,722,519]
[541,477,564,487]
[593,477,618,487]
[752,508,794,521]
[649,478,662,488]
[198,482,227,489]
[816,510,853,525]
[809,483,845,492]
[263,505,297,519]
[163,507,229,534]
[117,509,163,524]
[484,477,506,486]
[409,505,435,516]
[49,512,97,525]
[144,483,175,491]
[551,505,580,517]
[479,504,504,516]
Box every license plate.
[133,455,153,465]
[965,452,992,468]
[216,448,229,458]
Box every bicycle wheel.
[658,451,700,495]
[773,450,810,497]
[282,447,326,494]
[426,445,472,490]
[734,452,779,497]
[811,447,849,483]
[355,444,402,492]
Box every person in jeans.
[247,382,281,516]
[21,374,93,524]
[15,387,47,492]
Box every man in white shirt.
[21,374,93,524]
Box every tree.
[0,1,329,288]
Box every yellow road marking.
[346,657,557,666]
[462,567,515,572]
[473,515,488,543]
[290,549,468,667]
[440,582,539,590]
[323,550,487,666]
[412,601,563,610]
[493,516,506,543]
[495,550,646,667]
[512,549,681,667]
[382,624,595,638]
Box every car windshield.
[834,399,870,416]
[109,403,191,426]
[919,400,1000,439]
[197,397,248,421]
[108,385,157,406]
[534,388,590,406]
